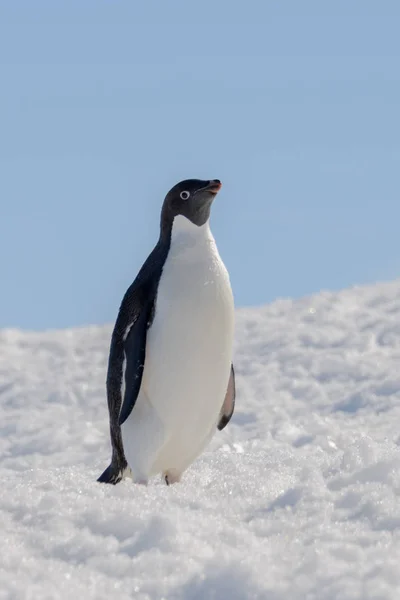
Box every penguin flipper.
[118,307,150,426]
[217,363,236,431]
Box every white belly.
[122,217,235,478]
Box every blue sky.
[1,1,399,330]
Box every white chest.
[142,217,235,426]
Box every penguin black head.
[161,179,222,232]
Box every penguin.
[98,179,235,486]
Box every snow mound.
[2,280,400,599]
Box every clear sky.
[1,1,399,330]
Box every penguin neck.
[170,215,213,246]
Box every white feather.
[121,215,234,481]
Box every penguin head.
[161,179,222,228]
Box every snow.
[2,280,400,599]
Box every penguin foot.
[163,470,181,486]
[97,462,130,485]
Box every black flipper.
[119,304,150,425]
[217,363,236,431]
[97,237,171,484]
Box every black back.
[97,239,170,484]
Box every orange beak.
[207,179,222,194]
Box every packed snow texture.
[2,280,400,599]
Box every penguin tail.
[97,462,130,485]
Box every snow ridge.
[1,280,400,599]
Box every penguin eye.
[180,190,190,200]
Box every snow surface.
[2,280,400,599]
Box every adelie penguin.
[98,179,235,486]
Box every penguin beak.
[205,180,222,195]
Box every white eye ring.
[180,190,190,200]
